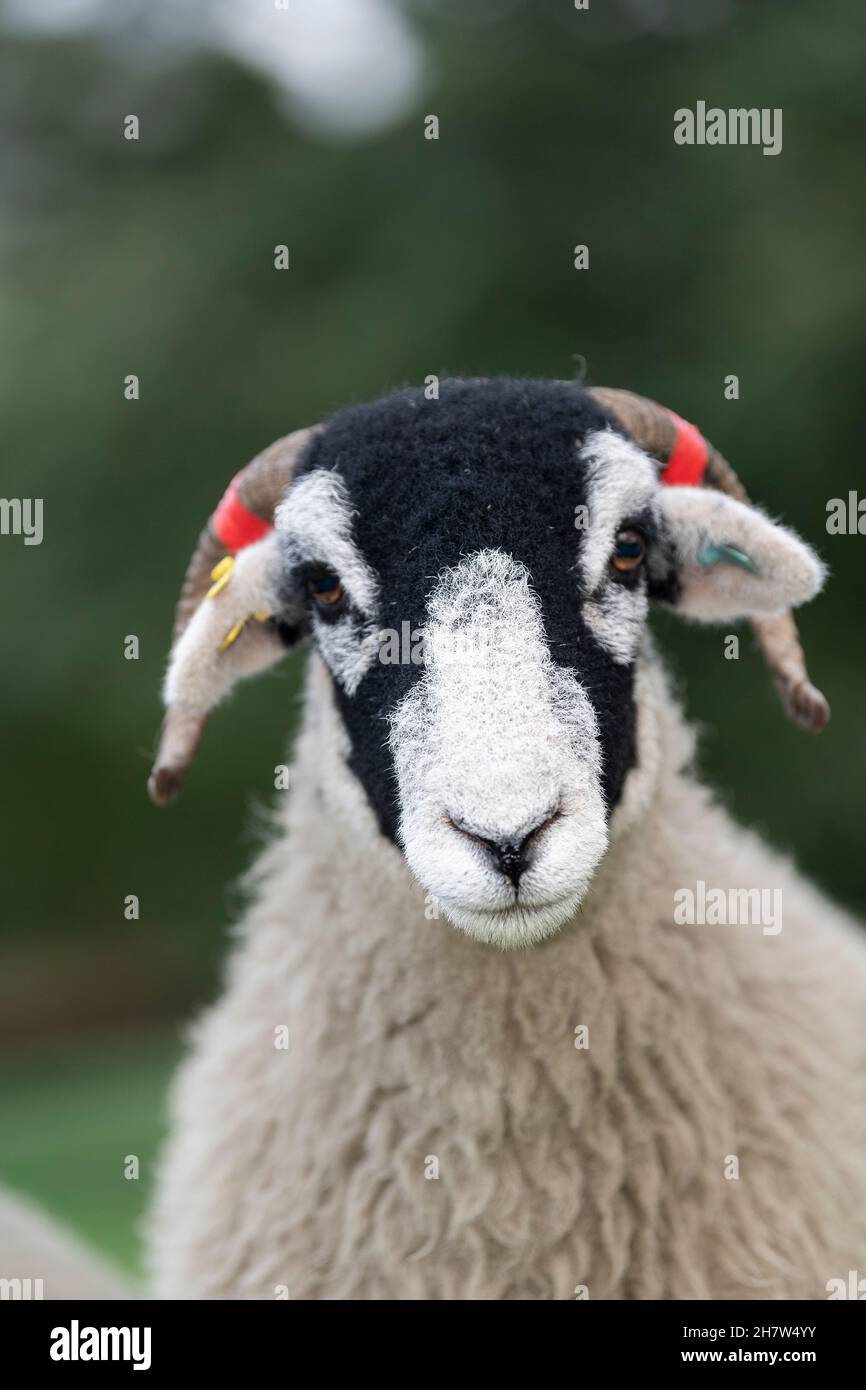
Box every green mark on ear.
[697,542,759,575]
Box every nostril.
[487,840,529,889]
[446,808,562,890]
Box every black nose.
[487,838,532,888]
[448,810,560,890]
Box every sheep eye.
[307,572,344,606]
[611,529,646,574]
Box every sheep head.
[149,378,827,947]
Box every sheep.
[144,377,865,1300]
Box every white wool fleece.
[147,650,866,1300]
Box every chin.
[439,892,583,949]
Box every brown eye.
[307,573,344,606]
[611,529,646,574]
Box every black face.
[280,377,652,842]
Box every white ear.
[164,531,287,713]
[151,532,294,805]
[658,487,826,621]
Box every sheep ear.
[655,487,826,621]
[150,532,301,805]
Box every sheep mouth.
[454,892,573,916]
[436,890,582,949]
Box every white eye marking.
[583,586,648,665]
[276,470,380,693]
[276,470,379,615]
[577,429,658,594]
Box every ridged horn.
[149,426,319,806]
[171,427,319,642]
[587,387,829,733]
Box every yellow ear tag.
[218,618,246,654]
[217,610,271,655]
[207,555,235,600]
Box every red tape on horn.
[660,411,709,486]
[213,474,274,552]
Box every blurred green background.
[1,0,864,1274]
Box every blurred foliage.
[0,1027,181,1270]
[1,0,865,1045]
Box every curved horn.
[587,387,829,733]
[171,427,319,641]
[149,426,320,806]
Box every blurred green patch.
[0,1028,182,1274]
